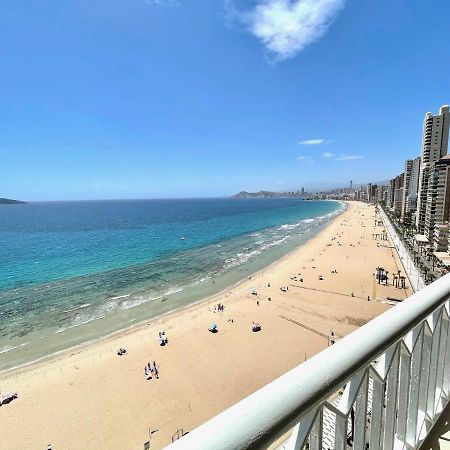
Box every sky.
[1,0,449,200]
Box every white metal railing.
[379,208,426,292]
[166,273,450,450]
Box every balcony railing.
[166,273,450,450]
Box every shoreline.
[0,202,412,450]
[0,201,346,377]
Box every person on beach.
[257,300,259,306]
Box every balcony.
[167,274,450,450]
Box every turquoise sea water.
[0,198,344,371]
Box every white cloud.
[322,151,334,158]
[298,139,326,145]
[334,155,364,161]
[297,155,314,164]
[230,0,345,61]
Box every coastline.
[0,202,412,450]
[0,200,345,374]
[0,201,346,377]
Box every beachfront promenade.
[168,272,450,450]
[379,207,426,293]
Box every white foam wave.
[109,294,131,301]
[0,342,31,354]
[56,315,106,334]
[166,287,183,296]
[62,303,90,314]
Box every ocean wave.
[222,234,291,271]
[109,294,131,301]
[0,341,31,354]
[302,218,315,223]
[120,297,148,310]
[56,315,106,334]
[166,286,183,296]
[62,303,90,314]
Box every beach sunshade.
[210,323,217,329]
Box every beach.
[0,202,412,449]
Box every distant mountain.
[232,191,302,199]
[0,198,26,204]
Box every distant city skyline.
[1,0,450,201]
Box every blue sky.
[1,0,449,200]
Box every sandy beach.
[0,202,412,449]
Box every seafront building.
[424,155,450,244]
[401,157,421,220]
[309,105,450,255]
[434,223,450,252]
[416,105,450,233]
[393,173,405,215]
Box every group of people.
[214,303,225,312]
[144,361,159,380]
[159,331,168,346]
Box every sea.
[0,198,345,371]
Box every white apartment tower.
[416,105,450,233]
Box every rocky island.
[0,198,26,204]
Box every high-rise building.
[424,155,450,243]
[387,178,395,209]
[416,105,450,233]
[301,187,305,195]
[401,157,421,220]
[401,160,413,219]
[394,173,405,214]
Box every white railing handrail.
[166,273,450,449]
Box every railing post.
[382,345,400,450]
[353,372,369,450]
[426,309,443,420]
[369,369,384,450]
[396,342,411,443]
[406,325,424,446]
